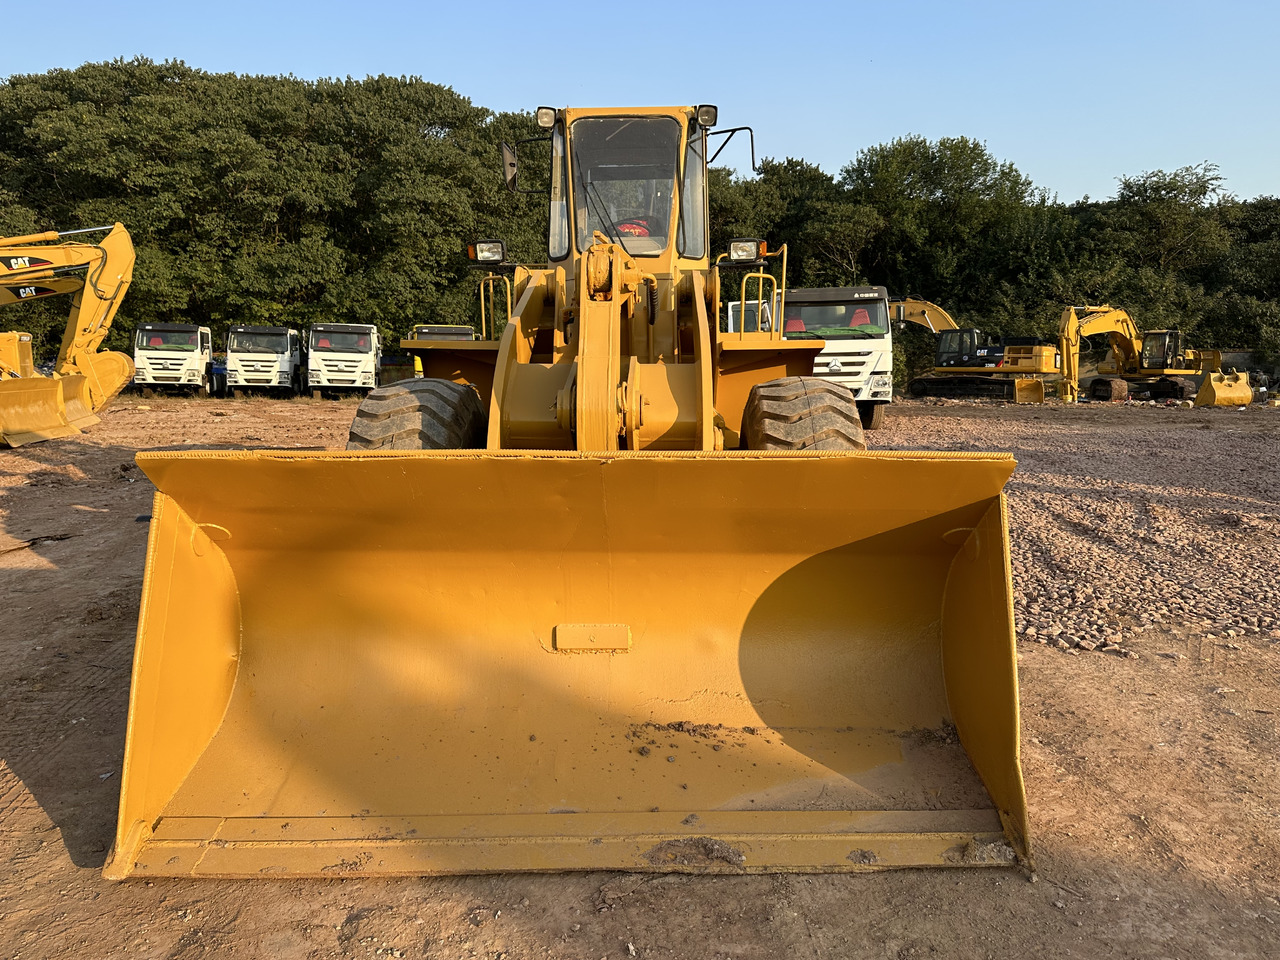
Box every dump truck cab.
[225,325,304,395]
[307,323,380,395]
[781,286,893,428]
[133,323,214,395]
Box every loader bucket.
[1013,378,1045,404]
[1195,371,1252,407]
[0,376,82,447]
[106,449,1029,879]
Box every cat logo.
[2,255,52,271]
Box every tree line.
[3,59,1277,371]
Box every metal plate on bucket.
[554,623,632,652]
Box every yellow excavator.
[895,298,1057,403]
[108,106,1028,879]
[1057,305,1240,403]
[0,223,136,446]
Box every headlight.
[871,375,892,389]
[727,238,765,263]
[309,372,320,383]
[278,373,289,384]
[468,239,506,263]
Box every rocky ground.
[1,395,1278,959]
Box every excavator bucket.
[0,376,83,446]
[106,449,1029,879]
[58,374,101,430]
[1013,379,1045,404]
[1195,371,1252,408]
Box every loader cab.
[530,106,711,267]
[935,328,1002,368]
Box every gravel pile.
[881,403,1280,654]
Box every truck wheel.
[742,377,866,451]
[347,378,487,450]
[857,400,886,431]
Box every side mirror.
[501,142,518,193]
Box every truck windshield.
[570,117,681,258]
[781,301,890,340]
[228,331,289,354]
[136,330,198,351]
[311,330,373,353]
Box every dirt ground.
[2,395,1278,959]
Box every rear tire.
[857,400,886,431]
[742,377,866,451]
[347,378,486,450]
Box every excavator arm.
[890,297,960,332]
[1057,305,1141,403]
[0,223,136,445]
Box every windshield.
[1141,332,1172,369]
[311,330,373,353]
[136,330,198,351]
[570,117,681,257]
[781,301,890,340]
[228,331,289,354]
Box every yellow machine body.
[110,107,1029,879]
[106,448,1026,879]
[0,223,136,446]
[895,299,1055,401]
[1058,305,1218,403]
[1195,370,1252,407]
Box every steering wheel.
[613,217,653,237]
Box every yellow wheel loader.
[108,106,1029,879]
[0,223,136,446]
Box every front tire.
[347,378,487,450]
[741,377,866,451]
[857,400,886,431]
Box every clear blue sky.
[3,0,1276,201]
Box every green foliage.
[2,63,1276,368]
[0,59,544,360]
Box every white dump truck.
[780,286,894,430]
[133,323,214,395]
[728,286,894,429]
[307,323,381,396]
[225,325,305,396]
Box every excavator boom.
[0,223,135,446]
